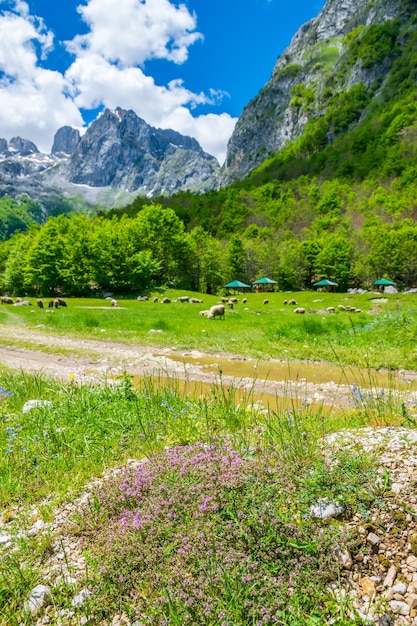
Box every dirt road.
[0,326,415,409]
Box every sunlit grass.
[1,290,417,369]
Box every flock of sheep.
[1,294,363,317]
[0,296,68,308]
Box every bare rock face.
[8,136,39,156]
[223,0,406,182]
[51,126,81,156]
[57,107,220,194]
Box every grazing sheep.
[354,308,362,313]
[199,310,211,317]
[283,300,288,305]
[288,299,297,305]
[56,298,67,308]
[53,299,60,309]
[161,297,171,304]
[15,297,22,303]
[326,306,336,313]
[153,297,159,303]
[189,297,203,304]
[242,298,247,304]
[337,304,346,311]
[227,300,234,308]
[294,307,306,314]
[208,304,225,319]
[263,299,269,305]
[221,297,229,303]
[111,299,118,307]
[36,299,44,308]
[178,296,189,302]
[1,296,14,304]
[48,300,55,308]
[229,297,238,303]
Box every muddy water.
[156,351,413,388]
[140,352,417,412]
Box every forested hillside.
[0,7,417,296]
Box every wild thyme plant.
[81,443,348,625]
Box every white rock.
[0,532,11,544]
[310,499,343,520]
[72,588,92,608]
[390,599,410,615]
[334,546,353,569]
[392,582,407,594]
[25,584,51,615]
[22,399,53,414]
[383,565,397,587]
[367,532,380,546]
[28,519,46,536]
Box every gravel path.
[1,326,416,409]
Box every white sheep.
[111,299,118,307]
[263,299,269,305]
[294,307,305,314]
[208,304,225,319]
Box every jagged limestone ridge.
[223,0,405,182]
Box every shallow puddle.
[154,352,414,390]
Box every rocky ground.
[1,426,417,625]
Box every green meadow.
[1,289,417,625]
[1,289,417,369]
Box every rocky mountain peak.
[51,126,81,156]
[56,107,219,194]
[8,137,39,156]
[223,0,407,182]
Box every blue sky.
[0,0,325,163]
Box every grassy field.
[1,289,417,369]
[1,289,417,624]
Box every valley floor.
[1,324,417,410]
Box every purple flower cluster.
[84,443,342,624]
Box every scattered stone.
[384,566,398,588]
[367,532,381,546]
[310,499,344,520]
[22,399,53,414]
[408,594,417,610]
[379,615,395,626]
[392,582,407,595]
[28,519,46,536]
[390,600,410,616]
[334,545,353,569]
[361,576,377,595]
[72,588,92,608]
[25,584,51,615]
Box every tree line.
[1,202,417,297]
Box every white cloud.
[0,1,84,152]
[68,0,202,65]
[0,0,237,163]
